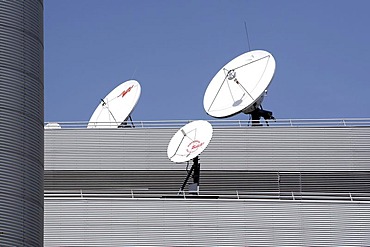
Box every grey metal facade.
[44,198,370,246]
[45,125,370,193]
[44,123,370,245]
[45,126,370,171]
[0,0,44,246]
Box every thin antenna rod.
[244,21,251,52]
[131,67,138,79]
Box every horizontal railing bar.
[44,118,370,129]
[44,189,370,202]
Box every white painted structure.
[167,120,213,163]
[87,80,141,128]
[204,50,275,117]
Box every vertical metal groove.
[0,0,44,246]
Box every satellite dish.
[87,80,141,128]
[167,120,213,163]
[203,50,276,123]
[167,120,213,195]
[44,122,61,129]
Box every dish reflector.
[167,120,213,163]
[44,122,61,129]
[87,80,141,128]
[203,50,275,118]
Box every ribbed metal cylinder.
[0,0,44,246]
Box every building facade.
[0,1,44,246]
[44,119,370,246]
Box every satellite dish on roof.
[167,120,213,195]
[87,80,141,128]
[44,122,61,129]
[167,120,213,163]
[203,50,276,125]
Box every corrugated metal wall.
[44,198,370,246]
[44,125,370,245]
[45,127,370,171]
[0,1,44,246]
[44,126,370,193]
[44,170,370,194]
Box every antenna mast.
[244,21,251,52]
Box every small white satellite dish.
[167,120,213,163]
[87,80,141,128]
[203,50,276,119]
[44,122,61,129]
[167,120,213,195]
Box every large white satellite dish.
[203,50,276,123]
[167,120,213,195]
[87,80,141,128]
[167,120,213,163]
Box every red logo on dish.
[118,85,134,98]
[186,140,204,153]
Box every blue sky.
[45,1,370,122]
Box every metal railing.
[44,189,370,202]
[44,118,370,129]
